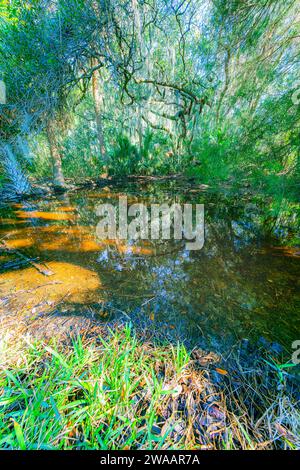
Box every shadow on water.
[0,182,299,352]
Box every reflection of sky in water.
[0,185,299,349]
[97,250,109,263]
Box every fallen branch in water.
[0,240,54,276]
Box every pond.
[0,181,299,352]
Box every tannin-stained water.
[0,182,299,350]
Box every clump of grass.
[0,325,299,450]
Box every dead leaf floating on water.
[215,368,228,376]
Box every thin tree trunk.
[46,120,65,188]
[132,0,144,151]
[216,47,231,125]
[91,59,107,163]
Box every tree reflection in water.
[0,183,299,350]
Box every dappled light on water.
[0,225,156,255]
[0,261,102,309]
[0,184,299,349]
[15,210,76,222]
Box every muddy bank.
[0,174,208,206]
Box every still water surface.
[0,182,299,350]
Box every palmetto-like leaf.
[1,143,31,196]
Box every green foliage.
[61,119,104,178]
[109,135,140,176]
[1,327,299,450]
[0,0,299,189]
[0,144,31,196]
[186,128,234,182]
[108,132,180,176]
[0,327,190,450]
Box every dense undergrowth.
[0,0,299,198]
[0,325,299,450]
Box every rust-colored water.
[0,185,299,349]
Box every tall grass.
[0,326,299,450]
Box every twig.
[0,240,54,276]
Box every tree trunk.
[132,0,142,48]
[132,0,144,152]
[216,47,231,125]
[91,59,107,163]
[46,120,65,188]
